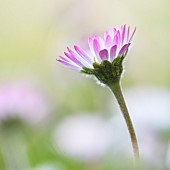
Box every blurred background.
[0,0,170,169]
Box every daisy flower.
[56,25,139,161]
[57,24,136,71]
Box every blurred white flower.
[0,82,49,124]
[53,114,113,162]
[125,86,170,131]
[33,162,65,170]
[109,86,170,167]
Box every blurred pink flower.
[57,24,136,70]
[0,82,49,124]
[53,114,113,162]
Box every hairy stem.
[108,81,140,161]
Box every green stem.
[108,81,140,161]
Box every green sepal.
[93,62,101,69]
[82,54,127,85]
[81,67,95,75]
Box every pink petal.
[57,59,81,70]
[104,31,109,40]
[105,35,112,48]
[64,50,84,67]
[126,26,130,42]
[113,35,118,46]
[129,27,136,42]
[59,56,69,62]
[94,35,104,48]
[93,38,101,56]
[118,43,131,56]
[120,25,124,34]
[113,31,120,47]
[121,24,126,45]
[110,45,117,61]
[113,28,117,35]
[107,29,114,38]
[88,37,95,56]
[88,36,103,62]
[116,31,121,47]
[68,47,93,68]
[74,45,92,64]
[99,49,109,61]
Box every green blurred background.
[0,0,170,169]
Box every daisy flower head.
[57,25,136,85]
